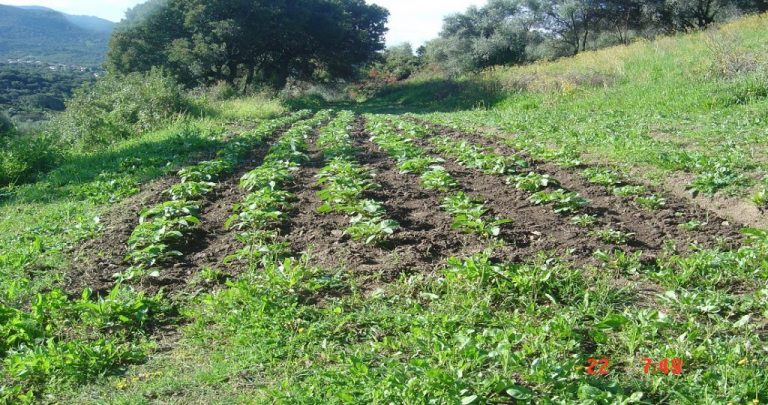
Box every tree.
[107,0,389,89]
[373,43,423,81]
[527,0,602,55]
[426,0,532,75]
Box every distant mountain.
[0,5,115,66]
[17,6,115,33]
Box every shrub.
[0,134,62,186]
[0,112,13,137]
[51,69,187,148]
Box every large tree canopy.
[421,0,767,75]
[107,0,389,89]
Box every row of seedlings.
[406,118,645,245]
[314,111,400,244]
[226,110,334,266]
[421,115,678,215]
[122,111,311,280]
[365,115,510,239]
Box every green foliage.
[0,285,163,401]
[0,133,62,186]
[432,136,527,175]
[635,194,667,210]
[398,156,441,174]
[0,63,98,123]
[50,69,187,147]
[425,0,530,75]
[529,189,590,214]
[370,43,424,82]
[315,113,400,245]
[509,171,559,192]
[592,228,635,245]
[420,167,459,191]
[582,167,623,188]
[0,111,14,135]
[0,5,112,66]
[687,164,748,195]
[612,185,646,197]
[442,192,512,237]
[570,213,598,228]
[345,217,400,244]
[108,0,389,89]
[754,189,768,207]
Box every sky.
[1,0,486,46]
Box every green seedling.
[421,167,459,191]
[509,172,559,192]
[635,194,666,210]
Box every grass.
[4,13,768,405]
[203,95,286,121]
[417,14,768,206]
[0,112,284,401]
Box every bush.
[51,69,187,148]
[206,81,238,101]
[0,134,62,186]
[0,112,13,137]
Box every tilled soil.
[284,120,488,284]
[66,115,747,299]
[66,132,282,297]
[415,121,744,255]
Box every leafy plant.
[687,164,747,195]
[612,185,646,197]
[509,172,559,192]
[582,167,623,188]
[431,136,526,175]
[345,217,400,244]
[421,167,459,191]
[529,189,589,214]
[753,189,768,207]
[679,220,705,231]
[167,181,215,201]
[571,214,598,228]
[442,192,511,237]
[399,156,440,174]
[635,194,666,210]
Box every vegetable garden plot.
[366,115,637,265]
[398,117,745,256]
[68,111,313,296]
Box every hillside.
[0,4,113,65]
[1,10,767,405]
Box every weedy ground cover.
[7,15,768,403]
[0,111,311,402]
[419,15,768,207]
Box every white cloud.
[370,0,487,46]
[1,0,488,45]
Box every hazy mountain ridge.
[0,4,114,66]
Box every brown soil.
[284,120,488,285]
[418,122,745,255]
[66,132,281,297]
[472,124,767,230]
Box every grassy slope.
[4,16,768,405]
[420,14,768,215]
[0,99,283,401]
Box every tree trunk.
[227,61,238,84]
[242,63,255,94]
